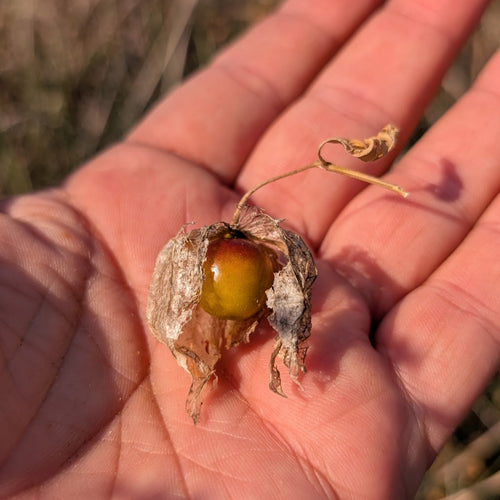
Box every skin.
[199,238,275,320]
[1,0,499,498]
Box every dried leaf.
[320,124,399,162]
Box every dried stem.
[232,161,322,226]
[320,163,408,198]
[232,125,408,226]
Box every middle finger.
[236,0,489,246]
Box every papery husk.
[237,207,318,396]
[266,228,317,396]
[147,220,262,423]
[173,306,260,423]
[147,206,317,423]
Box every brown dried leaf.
[320,124,399,162]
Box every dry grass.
[1,0,499,497]
[0,0,278,193]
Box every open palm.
[2,1,500,498]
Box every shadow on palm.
[0,194,148,495]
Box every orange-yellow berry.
[199,236,275,320]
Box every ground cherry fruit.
[199,235,276,320]
[147,126,408,423]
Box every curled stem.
[232,125,409,227]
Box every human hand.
[1,0,499,498]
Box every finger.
[128,0,384,182]
[320,47,500,317]
[378,191,500,451]
[236,0,490,244]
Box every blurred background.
[0,0,499,497]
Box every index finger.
[128,0,384,182]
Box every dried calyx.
[147,125,407,423]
